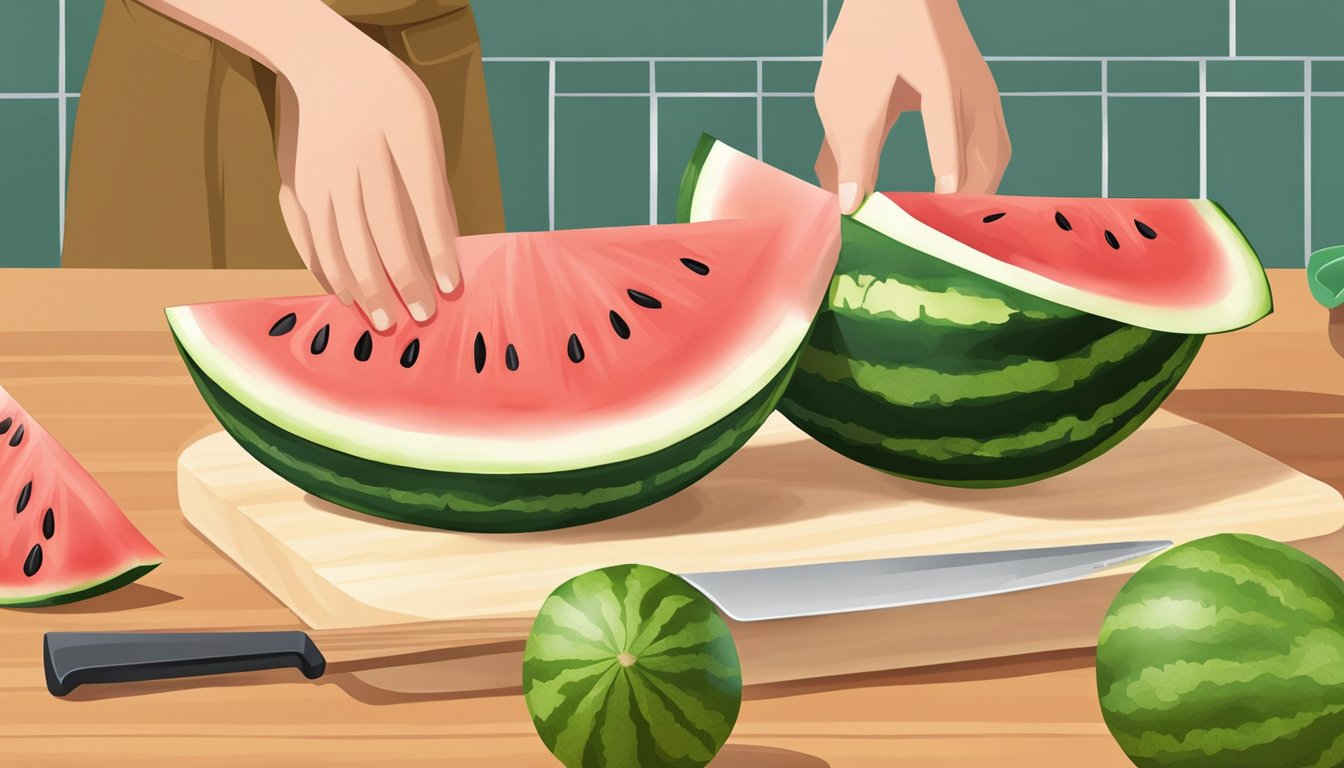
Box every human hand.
[274,32,460,331]
[814,0,1010,214]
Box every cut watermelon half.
[0,386,162,606]
[167,166,839,532]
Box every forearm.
[133,0,373,79]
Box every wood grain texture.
[0,268,1340,767]
[175,408,1343,693]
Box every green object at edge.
[1308,245,1344,309]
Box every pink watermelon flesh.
[170,211,837,473]
[0,386,162,606]
[890,193,1224,306]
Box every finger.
[387,133,462,293]
[358,158,437,323]
[814,138,838,193]
[331,190,399,332]
[919,76,966,194]
[959,107,1007,194]
[303,193,359,306]
[278,185,332,295]
[815,40,895,214]
[816,91,891,214]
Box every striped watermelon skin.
[177,345,796,533]
[523,564,742,768]
[1097,534,1344,768]
[776,216,1204,487]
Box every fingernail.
[838,182,860,214]
[935,175,959,194]
[435,265,459,294]
[371,308,392,331]
[408,301,432,323]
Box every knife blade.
[681,539,1171,622]
[42,539,1168,696]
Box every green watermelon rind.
[523,564,742,768]
[0,563,160,608]
[174,337,802,533]
[1096,533,1344,767]
[776,216,1205,488]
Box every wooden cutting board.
[178,410,1344,695]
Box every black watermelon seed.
[1135,219,1158,239]
[8,424,23,448]
[42,508,54,540]
[473,332,487,373]
[567,334,585,363]
[609,310,631,339]
[505,344,519,371]
[0,418,10,435]
[400,339,420,369]
[680,257,710,276]
[310,324,330,355]
[23,544,41,577]
[16,481,31,514]
[982,212,1006,223]
[1104,230,1120,250]
[268,313,298,337]
[1054,211,1072,231]
[354,331,373,362]
[627,289,662,310]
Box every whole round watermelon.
[680,136,1273,488]
[523,564,742,768]
[1097,533,1344,767]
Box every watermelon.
[680,136,1273,487]
[523,564,741,768]
[1096,533,1344,767]
[166,163,839,532]
[0,385,162,606]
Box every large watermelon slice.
[167,165,839,532]
[0,386,162,605]
[681,136,1272,487]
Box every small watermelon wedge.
[0,386,161,606]
[682,135,1272,487]
[166,158,839,532]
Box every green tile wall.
[3,0,1343,267]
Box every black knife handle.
[43,631,326,697]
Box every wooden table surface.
[0,268,1340,767]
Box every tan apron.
[63,0,504,269]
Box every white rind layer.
[852,193,1271,335]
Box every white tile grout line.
[547,59,556,231]
[58,0,67,253]
[1229,0,1237,57]
[648,60,658,225]
[756,60,765,161]
[552,90,1343,99]
[1199,60,1208,199]
[484,55,1344,64]
[821,0,829,52]
[1100,60,1109,198]
[1304,59,1312,264]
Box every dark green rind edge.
[0,562,161,608]
[173,335,802,533]
[674,133,719,226]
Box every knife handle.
[43,631,326,697]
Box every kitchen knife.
[43,539,1168,696]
